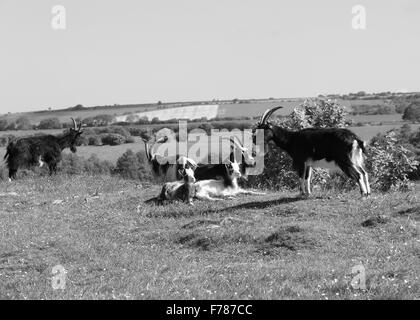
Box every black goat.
[255,106,371,196]
[4,118,83,180]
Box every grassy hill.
[0,96,410,125]
[0,175,418,299]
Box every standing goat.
[255,106,371,196]
[4,118,83,180]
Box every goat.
[194,136,256,182]
[142,137,197,182]
[157,166,196,205]
[4,118,83,180]
[194,160,265,201]
[255,106,371,196]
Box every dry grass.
[0,175,418,300]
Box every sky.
[0,0,419,113]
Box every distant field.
[352,124,420,140]
[0,105,162,125]
[0,97,409,126]
[0,129,64,137]
[351,114,403,124]
[218,100,304,118]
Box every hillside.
[0,175,418,299]
[1,93,417,126]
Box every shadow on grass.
[217,196,302,213]
[395,206,420,221]
[143,195,303,218]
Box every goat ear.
[178,169,184,177]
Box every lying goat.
[157,166,196,205]
[255,106,371,196]
[194,160,265,201]
[194,137,256,182]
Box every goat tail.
[357,139,367,154]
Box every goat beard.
[70,146,77,153]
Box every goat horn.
[70,118,77,130]
[155,136,168,144]
[260,106,283,124]
[229,137,246,152]
[142,138,152,161]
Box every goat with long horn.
[4,118,84,180]
[255,106,371,197]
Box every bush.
[84,154,114,175]
[100,133,126,146]
[366,131,419,191]
[127,127,149,137]
[38,117,62,129]
[87,135,102,146]
[0,119,9,131]
[82,114,114,127]
[58,153,113,176]
[58,153,85,175]
[114,149,151,180]
[0,134,16,147]
[16,116,32,130]
[402,103,420,122]
[75,134,89,146]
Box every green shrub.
[100,133,126,146]
[403,103,420,122]
[0,134,15,147]
[366,131,419,191]
[75,134,89,146]
[127,127,149,137]
[58,153,86,175]
[16,116,32,130]
[114,149,151,180]
[58,153,114,176]
[87,135,102,146]
[0,119,9,131]
[84,154,114,175]
[38,117,62,129]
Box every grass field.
[0,175,418,299]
